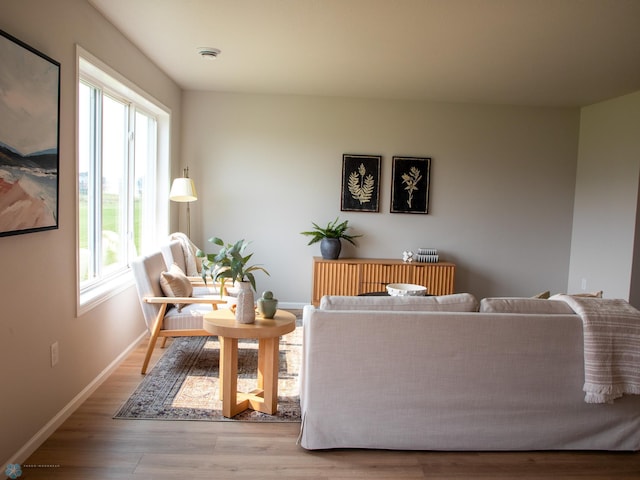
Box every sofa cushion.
[319,293,479,312]
[160,263,193,311]
[551,291,603,299]
[480,297,575,314]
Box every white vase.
[234,281,256,324]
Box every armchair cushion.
[163,303,213,330]
[160,263,193,311]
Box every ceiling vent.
[197,47,221,59]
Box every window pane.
[134,110,157,256]
[101,95,128,274]
[78,82,95,283]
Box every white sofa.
[298,294,640,451]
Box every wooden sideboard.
[311,257,456,306]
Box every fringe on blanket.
[584,385,640,404]
[555,294,640,404]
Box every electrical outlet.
[51,341,59,367]
[581,278,588,290]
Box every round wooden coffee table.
[203,308,296,418]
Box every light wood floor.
[20,336,640,479]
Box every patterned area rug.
[114,320,302,422]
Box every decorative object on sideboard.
[341,154,381,212]
[402,250,414,262]
[320,238,341,260]
[0,29,61,237]
[416,247,439,263]
[169,167,198,238]
[300,217,362,259]
[390,156,431,214]
[386,283,428,296]
[257,291,278,319]
[197,237,269,324]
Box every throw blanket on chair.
[168,232,201,276]
[557,295,640,404]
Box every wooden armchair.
[131,250,227,374]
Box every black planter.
[320,238,341,259]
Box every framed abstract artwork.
[341,154,381,212]
[0,29,60,237]
[390,156,431,214]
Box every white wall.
[569,91,640,303]
[0,0,182,466]
[183,92,580,304]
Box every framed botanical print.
[0,29,60,237]
[391,156,431,214]
[341,154,381,212]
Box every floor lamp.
[169,167,198,238]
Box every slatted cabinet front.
[312,257,455,306]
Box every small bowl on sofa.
[386,283,427,296]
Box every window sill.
[78,270,134,317]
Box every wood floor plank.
[417,451,640,478]
[19,332,640,479]
[135,451,426,479]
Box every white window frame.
[76,46,171,316]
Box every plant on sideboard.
[300,217,362,260]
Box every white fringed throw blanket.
[168,232,201,276]
[557,295,640,403]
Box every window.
[77,49,170,313]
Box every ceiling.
[89,0,640,107]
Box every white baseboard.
[3,331,147,469]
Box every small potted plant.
[300,217,362,259]
[197,237,269,324]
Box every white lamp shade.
[169,178,197,202]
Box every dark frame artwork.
[0,29,60,237]
[341,154,381,212]
[390,156,431,214]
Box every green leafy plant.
[300,217,362,246]
[197,237,269,293]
